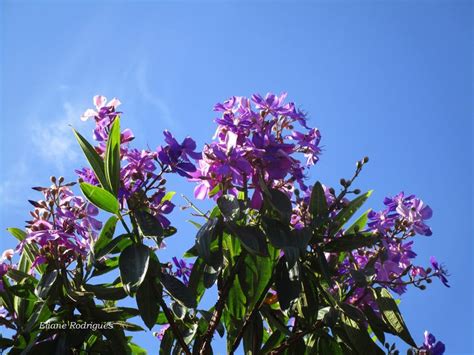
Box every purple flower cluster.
[191,93,321,209]
[420,331,445,355]
[79,96,201,229]
[334,192,449,308]
[368,192,433,236]
[169,257,193,285]
[18,178,102,269]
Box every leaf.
[228,223,268,257]
[94,216,118,255]
[243,312,263,354]
[162,191,176,202]
[6,227,26,241]
[340,312,384,355]
[136,278,161,330]
[7,228,45,274]
[332,191,372,233]
[73,128,109,191]
[95,233,132,260]
[275,258,301,310]
[119,244,150,295]
[134,210,164,238]
[35,269,58,300]
[372,287,417,347]
[310,181,328,225]
[195,218,218,264]
[217,195,241,221]
[324,235,378,253]
[80,182,119,214]
[160,273,197,308]
[104,117,121,196]
[267,188,293,223]
[345,209,371,234]
[84,284,127,300]
[260,330,285,354]
[188,257,206,304]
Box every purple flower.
[421,331,445,355]
[430,256,450,287]
[171,257,193,285]
[155,324,170,340]
[157,131,201,177]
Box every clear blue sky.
[0,1,472,353]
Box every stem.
[199,252,246,354]
[159,299,191,355]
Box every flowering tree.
[0,93,448,354]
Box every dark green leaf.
[228,223,268,256]
[188,257,206,304]
[160,273,197,308]
[160,326,174,355]
[243,312,263,354]
[136,278,160,330]
[196,218,218,264]
[267,188,293,223]
[119,244,150,295]
[218,195,241,221]
[73,128,109,191]
[80,182,119,214]
[104,117,121,196]
[372,287,417,347]
[310,182,328,225]
[84,284,127,300]
[35,269,58,300]
[317,336,344,355]
[134,210,164,238]
[275,258,301,310]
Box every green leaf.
[134,210,164,238]
[266,188,293,223]
[35,269,58,300]
[324,234,378,253]
[162,191,176,202]
[228,223,268,257]
[104,117,121,196]
[340,312,384,355]
[160,273,197,308]
[84,284,127,300]
[243,312,263,354]
[119,244,150,295]
[275,258,301,310]
[195,218,218,264]
[332,191,372,233]
[6,227,26,241]
[217,195,241,221]
[94,216,118,255]
[95,233,132,260]
[136,278,161,330]
[372,287,417,347]
[73,128,109,191]
[80,182,119,214]
[260,330,285,354]
[345,209,371,234]
[188,257,206,304]
[310,182,328,225]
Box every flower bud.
[353,189,361,194]
[58,176,64,184]
[50,176,56,183]
[363,156,369,163]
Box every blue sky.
[0,0,472,353]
